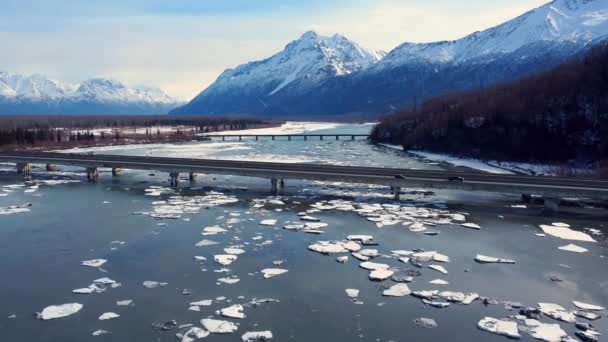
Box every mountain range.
[2,0,606,117]
[0,72,180,115]
[172,0,608,117]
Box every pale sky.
[0,0,549,100]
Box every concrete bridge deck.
[1,152,608,200]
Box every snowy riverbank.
[378,143,561,175]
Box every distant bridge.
[1,152,608,207]
[202,134,370,141]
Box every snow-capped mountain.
[174,0,608,117]
[377,0,608,68]
[171,31,382,115]
[0,72,179,115]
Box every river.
[0,122,606,342]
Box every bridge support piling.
[304,136,307,141]
[336,135,339,141]
[288,135,291,141]
[189,172,197,183]
[280,178,285,189]
[86,167,99,182]
[170,172,181,187]
[222,136,225,141]
[270,177,279,194]
[239,135,242,142]
[393,186,401,200]
[112,168,121,176]
[255,136,259,141]
[16,162,32,176]
[320,135,323,141]
[46,164,58,172]
[544,197,561,212]
[351,135,355,140]
[272,136,275,141]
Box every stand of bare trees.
[0,115,271,150]
[371,44,608,165]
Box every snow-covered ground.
[379,144,563,175]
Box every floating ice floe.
[81,259,107,268]
[538,303,576,323]
[190,300,212,307]
[382,283,411,297]
[477,317,520,339]
[359,261,389,271]
[219,304,245,319]
[411,251,436,261]
[414,317,437,328]
[143,280,168,289]
[93,277,117,285]
[92,329,110,336]
[224,247,246,255]
[181,327,210,342]
[409,222,427,232]
[336,256,349,263]
[218,277,240,284]
[347,235,374,243]
[352,252,370,261]
[304,222,328,230]
[475,254,516,264]
[369,269,394,281]
[573,301,605,311]
[37,303,83,320]
[194,256,206,262]
[412,290,439,300]
[241,331,273,341]
[261,268,288,279]
[428,265,448,274]
[539,225,596,242]
[450,214,466,222]
[433,253,450,263]
[116,300,133,306]
[72,286,98,294]
[574,311,601,320]
[422,299,450,308]
[300,216,320,222]
[341,241,361,252]
[345,289,360,298]
[308,241,347,254]
[575,329,601,342]
[259,219,277,226]
[214,255,238,266]
[558,244,588,253]
[0,204,31,215]
[429,279,449,285]
[359,249,379,257]
[195,239,219,247]
[98,312,119,320]
[461,223,481,230]
[203,226,227,235]
[392,250,414,257]
[201,318,238,334]
[520,319,567,342]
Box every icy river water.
[0,122,606,342]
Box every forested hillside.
[371,45,608,164]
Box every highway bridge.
[202,134,370,141]
[1,152,607,203]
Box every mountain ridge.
[0,72,180,115]
[173,0,608,117]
